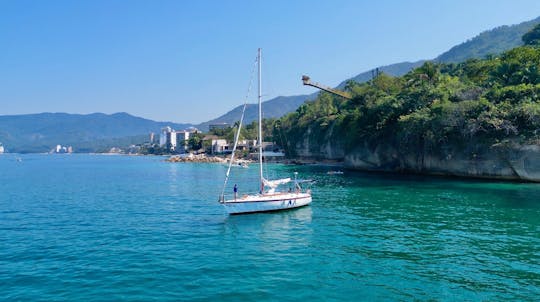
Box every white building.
[237,139,257,151]
[159,126,173,148]
[176,130,190,153]
[211,139,229,154]
[52,144,72,154]
[160,126,201,153]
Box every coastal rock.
[508,145,540,181]
[166,154,227,163]
[166,154,255,165]
[341,142,540,182]
[295,123,346,160]
[294,131,540,182]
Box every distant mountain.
[0,112,191,153]
[196,94,315,131]
[435,16,540,63]
[336,61,426,89]
[202,16,540,127]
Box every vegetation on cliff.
[209,119,277,142]
[278,28,540,158]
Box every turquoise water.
[1,154,539,301]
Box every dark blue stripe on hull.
[229,203,310,215]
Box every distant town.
[0,122,283,159]
[0,122,284,159]
[51,145,73,154]
[136,123,284,159]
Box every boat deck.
[224,191,310,203]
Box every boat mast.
[258,48,264,192]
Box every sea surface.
[1,154,539,301]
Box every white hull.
[222,192,312,214]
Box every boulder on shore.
[166,154,227,163]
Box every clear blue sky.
[2,0,540,124]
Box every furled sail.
[263,178,291,189]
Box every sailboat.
[219,48,312,214]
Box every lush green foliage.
[335,16,540,90]
[138,144,170,155]
[209,119,277,143]
[187,133,205,151]
[279,42,540,157]
[522,23,540,46]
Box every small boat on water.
[223,161,250,168]
[233,161,249,168]
[218,48,313,215]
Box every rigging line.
[260,110,269,181]
[220,56,258,200]
[261,112,267,180]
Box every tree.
[277,43,540,158]
[187,133,204,151]
[522,23,540,46]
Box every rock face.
[295,124,346,160]
[503,145,540,181]
[346,144,540,181]
[295,134,540,182]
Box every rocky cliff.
[294,131,540,182]
[345,143,540,182]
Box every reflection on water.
[225,206,313,230]
[168,162,178,196]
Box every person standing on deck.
[233,184,238,200]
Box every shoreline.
[7,152,538,183]
[163,153,345,166]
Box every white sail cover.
[263,178,291,189]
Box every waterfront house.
[211,139,229,154]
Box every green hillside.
[278,28,540,159]
[204,17,540,128]
[436,16,540,63]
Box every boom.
[302,75,352,99]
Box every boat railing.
[220,188,310,202]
